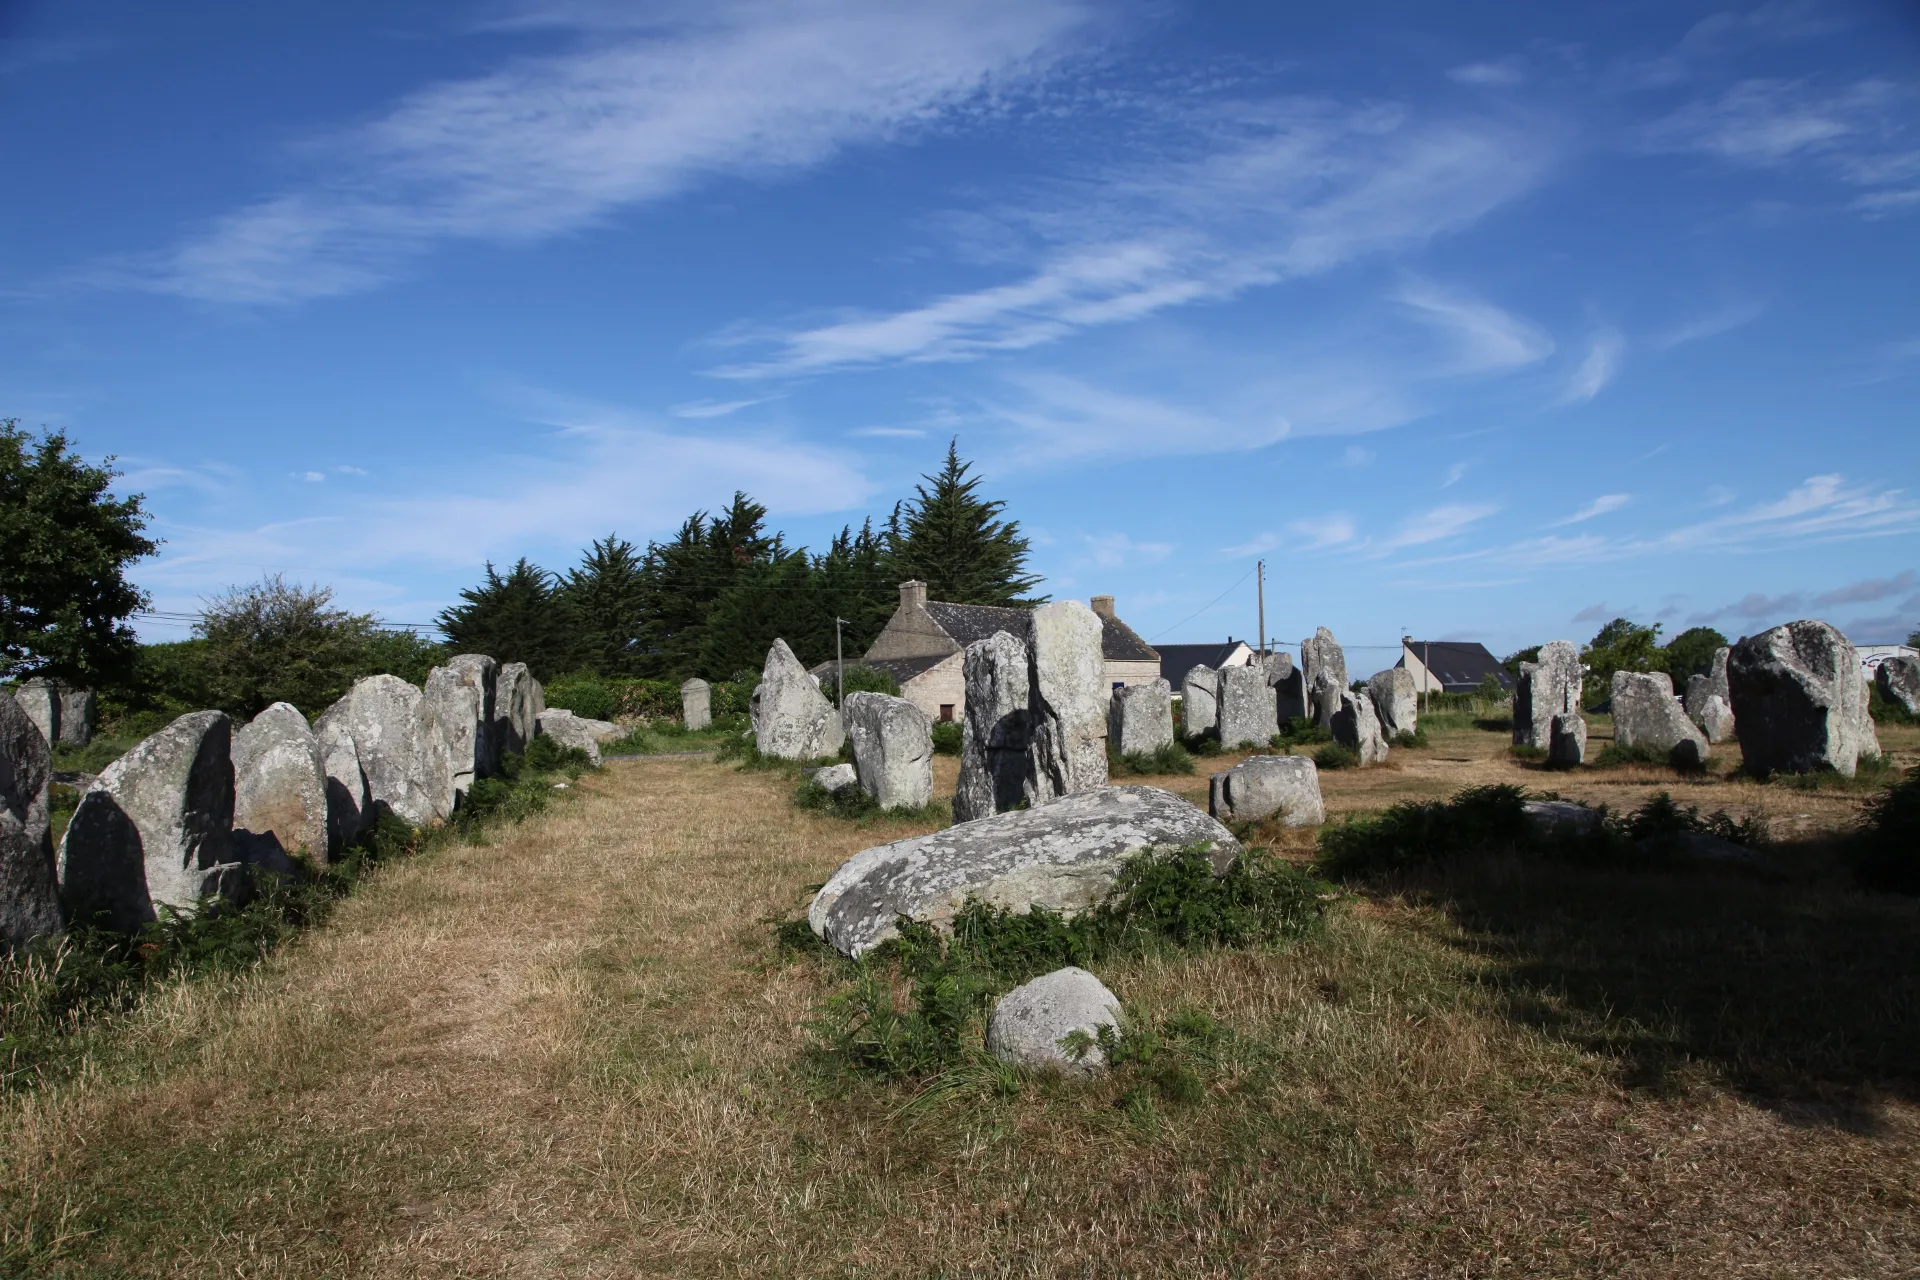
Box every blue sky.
[5,0,1918,664]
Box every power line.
[1148,566,1256,643]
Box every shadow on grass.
[1389,851,1920,1127]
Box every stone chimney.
[899,580,928,610]
[1090,594,1116,620]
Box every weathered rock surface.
[1728,620,1867,777]
[1109,679,1174,756]
[1023,601,1109,806]
[1858,676,1881,759]
[312,702,373,851]
[752,639,845,761]
[1331,689,1389,765]
[1180,664,1219,739]
[1368,667,1418,739]
[1522,799,1602,835]
[1698,695,1735,745]
[809,763,858,792]
[1217,663,1278,749]
[844,692,933,810]
[809,786,1241,957]
[1611,671,1710,766]
[1684,647,1732,722]
[1208,755,1324,827]
[58,688,96,747]
[1514,641,1583,749]
[954,630,1031,824]
[1877,655,1920,717]
[232,702,329,866]
[320,675,439,828]
[1272,657,1308,724]
[494,662,543,757]
[1300,628,1349,727]
[16,678,58,748]
[421,654,498,812]
[535,709,608,766]
[681,677,712,732]
[58,711,237,932]
[986,967,1122,1075]
[0,692,62,952]
[1548,712,1587,768]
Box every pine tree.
[887,441,1042,605]
[636,492,782,679]
[812,519,897,657]
[564,534,648,676]
[697,549,823,677]
[438,559,575,676]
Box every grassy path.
[4,734,1918,1277]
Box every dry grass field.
[3,715,1917,1278]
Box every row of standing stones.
[0,656,630,955]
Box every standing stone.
[232,702,330,867]
[1513,641,1583,749]
[954,630,1031,824]
[1368,667,1418,739]
[320,674,439,827]
[312,700,373,852]
[1877,655,1920,717]
[1272,656,1308,724]
[58,711,236,932]
[1217,664,1278,749]
[1108,679,1174,757]
[844,692,934,811]
[1300,628,1349,727]
[1180,664,1219,739]
[681,677,712,732]
[535,709,608,766]
[421,655,498,813]
[1330,688,1389,765]
[1858,675,1882,760]
[1683,648,1732,720]
[1728,620,1867,778]
[1697,695,1735,745]
[16,678,58,748]
[1611,671,1710,767]
[494,662,544,757]
[986,967,1123,1075]
[1023,601,1109,806]
[0,692,62,953]
[58,688,97,748]
[1547,712,1587,768]
[752,639,845,760]
[1207,754,1324,826]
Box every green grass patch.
[1270,717,1332,751]
[1766,750,1901,792]
[791,778,950,826]
[1509,743,1546,762]
[50,737,136,776]
[1108,741,1195,776]
[1391,725,1429,750]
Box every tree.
[197,575,404,718]
[697,548,823,676]
[1580,617,1664,709]
[1663,626,1728,685]
[1501,646,1541,681]
[438,559,575,676]
[0,420,158,686]
[637,493,783,679]
[1908,627,1920,649]
[812,519,898,658]
[564,535,648,676]
[886,441,1042,605]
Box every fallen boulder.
[1513,641,1582,749]
[1024,601,1109,805]
[1208,755,1324,826]
[954,630,1032,824]
[1331,688,1388,765]
[1109,679,1174,756]
[1300,628,1348,727]
[58,710,237,932]
[232,702,330,867]
[986,967,1122,1075]
[845,692,934,810]
[809,763,858,792]
[494,662,544,757]
[1217,663,1278,749]
[1611,671,1709,767]
[1,691,62,953]
[1877,654,1920,717]
[1180,664,1219,739]
[1521,799,1601,836]
[681,677,712,732]
[1368,667,1417,739]
[809,785,1241,957]
[1548,712,1587,767]
[1728,620,1867,777]
[536,709,610,766]
[752,639,845,761]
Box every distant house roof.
[1156,641,1251,690]
[1401,640,1513,693]
[810,653,954,688]
[921,601,1030,649]
[1100,613,1159,665]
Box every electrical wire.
[1147,566,1256,643]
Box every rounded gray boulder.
[986,966,1122,1075]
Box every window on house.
[1112,681,1125,691]
[939,704,955,721]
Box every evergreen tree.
[637,492,781,678]
[697,548,823,677]
[438,559,574,676]
[564,534,648,676]
[812,518,897,657]
[886,441,1042,605]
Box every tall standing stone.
[16,678,57,748]
[681,677,712,732]
[1108,679,1174,756]
[1023,600,1110,806]
[1272,656,1308,724]
[954,630,1031,824]
[232,702,330,867]
[1513,640,1582,749]
[1684,647,1735,743]
[1858,675,1882,760]
[1611,671,1710,766]
[319,674,440,827]
[752,639,845,760]
[1548,712,1587,768]
[1331,688,1389,765]
[1217,663,1278,749]
[1728,620,1867,778]
[421,655,498,813]
[1180,665,1219,739]
[1877,654,1920,717]
[1368,667,1418,738]
[58,710,237,932]
[0,692,62,953]
[1300,628,1349,727]
[844,692,934,810]
[493,662,544,757]
[312,700,373,852]
[58,689,96,748]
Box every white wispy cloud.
[979,372,1291,467]
[848,426,929,438]
[1551,493,1631,526]
[669,396,779,419]
[1218,532,1279,558]
[1397,279,1554,373]
[143,0,1097,303]
[1559,328,1624,404]
[301,471,326,482]
[1080,532,1173,569]
[1440,462,1468,488]
[1376,503,1498,554]
[1287,515,1358,549]
[1338,444,1375,467]
[1650,299,1766,350]
[1448,59,1526,88]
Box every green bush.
[1868,681,1915,726]
[1110,741,1195,776]
[543,672,618,722]
[1313,744,1357,771]
[1850,766,1920,893]
[1392,726,1427,750]
[1272,717,1332,750]
[931,720,964,756]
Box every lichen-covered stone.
[1300,628,1348,727]
[494,662,544,757]
[1109,679,1174,756]
[1877,655,1920,717]
[15,678,58,748]
[421,654,498,813]
[986,967,1122,1075]
[1023,601,1109,806]
[809,763,858,792]
[1522,799,1601,835]
[844,692,933,810]
[1331,688,1388,765]
[809,785,1241,957]
[535,709,609,766]
[320,675,440,827]
[312,701,372,852]
[681,677,712,732]
[1698,695,1735,745]
[232,702,329,866]
[752,639,845,761]
[1207,754,1323,826]
[1728,620,1866,777]
[1368,667,1417,739]
[58,688,96,747]
[1217,663,1278,749]
[0,692,62,953]
[954,630,1031,824]
[1180,664,1219,739]
[1513,641,1582,749]
[1611,671,1709,767]
[1548,712,1587,767]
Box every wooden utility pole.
[1256,560,1266,657]
[835,617,848,708]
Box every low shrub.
[793,779,950,826]
[832,665,902,698]
[543,672,618,722]
[1183,730,1224,756]
[1391,726,1428,750]
[1848,766,1920,893]
[1509,743,1546,762]
[1110,741,1195,776]
[931,720,963,756]
[1272,718,1332,750]
[1868,681,1916,726]
[1313,744,1357,771]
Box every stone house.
[816,581,1160,723]
[1396,638,1514,695]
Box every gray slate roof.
[922,601,1031,648]
[1402,640,1514,693]
[810,653,954,688]
[1155,642,1246,690]
[1100,614,1160,664]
